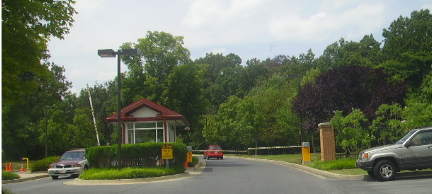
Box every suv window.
[395,129,417,144]
[409,130,432,146]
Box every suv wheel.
[51,176,58,180]
[373,160,396,181]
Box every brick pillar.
[319,122,336,161]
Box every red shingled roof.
[106,98,185,122]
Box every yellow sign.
[162,148,173,160]
[186,152,192,163]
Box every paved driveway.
[3,157,432,194]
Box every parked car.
[356,127,432,181]
[48,149,88,179]
[203,145,224,160]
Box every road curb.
[2,174,49,184]
[229,156,365,180]
[64,157,207,186]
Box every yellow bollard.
[302,142,311,164]
[21,157,29,172]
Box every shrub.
[86,142,187,169]
[2,171,20,180]
[79,167,184,180]
[30,156,60,172]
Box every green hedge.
[2,171,20,180]
[79,167,184,180]
[86,143,187,169]
[31,156,60,171]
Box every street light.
[98,48,138,168]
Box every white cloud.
[269,2,386,42]
[422,3,432,10]
[182,0,264,27]
[210,48,227,54]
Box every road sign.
[162,145,173,160]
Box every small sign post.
[162,144,173,168]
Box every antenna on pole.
[88,85,101,146]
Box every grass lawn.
[306,158,356,170]
[2,171,20,180]
[80,167,184,180]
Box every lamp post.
[98,48,138,168]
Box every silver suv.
[356,127,432,181]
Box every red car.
[203,145,223,160]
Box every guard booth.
[106,98,188,144]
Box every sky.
[47,0,432,94]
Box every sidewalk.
[2,172,49,184]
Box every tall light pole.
[98,48,138,168]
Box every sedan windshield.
[60,151,84,161]
[395,129,418,144]
[209,146,221,150]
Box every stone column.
[319,122,336,161]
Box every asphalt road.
[3,157,432,194]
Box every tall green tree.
[121,31,191,103]
[162,64,209,147]
[2,0,76,112]
[2,0,76,159]
[317,35,382,71]
[380,9,432,88]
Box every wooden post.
[319,122,336,161]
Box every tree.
[380,9,432,88]
[401,74,432,130]
[317,35,382,71]
[162,64,209,147]
[202,74,301,149]
[382,9,432,60]
[331,109,372,154]
[202,96,244,148]
[121,31,191,103]
[2,0,76,160]
[2,0,76,112]
[194,53,248,109]
[370,104,405,146]
[293,66,406,134]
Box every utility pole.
[45,110,48,158]
[88,87,100,146]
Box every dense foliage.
[30,156,60,172]
[85,143,187,168]
[294,66,405,134]
[3,4,432,159]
